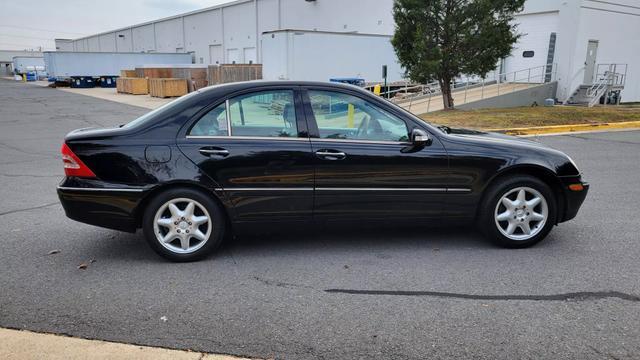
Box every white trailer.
[12,56,45,74]
[43,51,193,78]
[261,30,404,83]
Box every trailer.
[12,56,45,75]
[43,51,193,79]
[261,30,403,83]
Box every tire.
[142,188,226,262]
[479,175,557,248]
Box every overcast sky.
[0,0,230,51]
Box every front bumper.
[57,178,148,232]
[558,175,589,223]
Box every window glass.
[522,50,535,58]
[188,102,228,136]
[308,90,409,142]
[228,90,298,138]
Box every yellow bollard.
[373,84,381,96]
[22,73,26,82]
[347,103,355,128]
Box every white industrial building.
[56,0,640,103]
[0,50,42,76]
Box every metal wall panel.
[98,33,117,52]
[132,24,156,52]
[155,18,184,53]
[222,1,257,64]
[87,37,101,52]
[184,9,224,64]
[280,0,394,35]
[115,29,133,52]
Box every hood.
[445,127,548,147]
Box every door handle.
[315,149,346,160]
[199,148,229,157]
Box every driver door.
[303,88,449,221]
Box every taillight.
[61,143,96,178]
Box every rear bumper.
[57,178,148,232]
[558,175,589,223]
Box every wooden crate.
[171,67,208,90]
[149,78,188,98]
[120,69,137,77]
[208,64,262,85]
[116,77,148,95]
[136,67,173,79]
[136,66,208,91]
[116,77,125,93]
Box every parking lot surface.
[1,80,639,359]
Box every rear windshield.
[123,90,203,129]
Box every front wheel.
[480,175,556,248]
[142,188,225,261]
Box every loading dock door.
[503,12,558,83]
[227,49,240,64]
[584,40,599,84]
[243,47,257,64]
[209,45,223,65]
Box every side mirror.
[411,128,431,146]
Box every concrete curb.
[488,121,640,136]
[0,328,255,360]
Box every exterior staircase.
[565,64,627,107]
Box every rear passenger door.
[177,87,314,224]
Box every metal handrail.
[564,63,627,105]
[386,64,557,107]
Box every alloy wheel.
[494,187,548,241]
[153,198,212,254]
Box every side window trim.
[186,87,309,140]
[302,88,412,144]
[224,99,231,136]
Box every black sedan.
[58,81,588,261]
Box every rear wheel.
[142,188,225,261]
[480,175,556,248]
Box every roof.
[197,80,367,95]
[71,0,252,41]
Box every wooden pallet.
[116,77,148,95]
[149,78,188,98]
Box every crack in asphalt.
[324,289,640,302]
[253,276,315,290]
[0,202,59,217]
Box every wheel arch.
[134,181,233,230]
[476,164,566,225]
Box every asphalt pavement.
[1,79,639,359]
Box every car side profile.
[57,81,589,261]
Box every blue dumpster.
[98,76,118,88]
[70,76,95,88]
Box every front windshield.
[123,90,203,129]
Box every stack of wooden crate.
[116,77,149,95]
[135,65,208,91]
[149,78,188,98]
[208,64,262,85]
